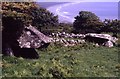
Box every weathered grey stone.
[3,25,52,59]
[17,25,52,48]
[84,33,118,47]
[49,32,118,47]
[104,41,114,47]
[85,33,118,42]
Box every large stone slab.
[84,33,118,47]
[3,25,52,58]
[17,25,52,48]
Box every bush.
[73,11,103,33]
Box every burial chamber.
[2,24,52,59]
[84,33,118,47]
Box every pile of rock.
[50,32,118,47]
[50,32,85,38]
[52,38,85,47]
[3,27,118,59]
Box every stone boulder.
[18,25,52,48]
[84,33,118,47]
[2,25,52,59]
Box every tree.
[59,23,73,33]
[2,2,59,32]
[2,2,59,40]
[111,19,120,34]
[31,8,58,31]
[2,2,59,57]
[2,2,59,44]
[2,2,35,41]
[73,11,103,33]
[102,19,111,32]
[102,19,120,35]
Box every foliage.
[2,43,119,77]
[2,2,59,32]
[73,11,103,33]
[41,23,73,35]
[102,19,120,34]
[2,2,38,41]
[2,2,59,49]
[31,8,58,31]
[2,2,37,24]
[59,23,73,33]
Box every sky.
[36,0,120,2]
[1,0,119,2]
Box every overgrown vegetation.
[1,2,120,78]
[73,11,103,33]
[2,43,120,77]
[73,11,120,34]
[2,2,58,34]
[2,2,120,35]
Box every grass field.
[2,42,120,78]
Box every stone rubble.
[50,32,118,47]
[51,32,85,38]
[18,30,118,48]
[3,26,118,59]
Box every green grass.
[2,43,120,77]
